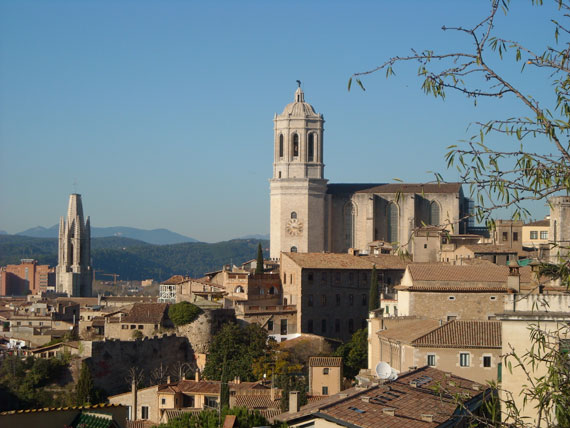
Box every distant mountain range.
[0,234,269,281]
[16,225,199,245]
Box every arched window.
[387,203,399,243]
[291,212,297,219]
[290,246,298,253]
[344,202,356,249]
[308,133,315,161]
[429,201,440,226]
[235,286,244,293]
[279,134,284,158]
[269,286,276,295]
[293,134,299,157]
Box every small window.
[502,231,508,241]
[540,231,548,239]
[361,294,367,306]
[269,286,276,295]
[291,211,297,219]
[349,294,354,306]
[483,356,492,367]
[308,319,313,333]
[530,231,538,239]
[513,232,519,241]
[321,319,327,333]
[279,134,284,158]
[161,398,166,405]
[424,243,428,249]
[385,305,390,314]
[267,320,274,331]
[447,315,457,321]
[130,324,136,329]
[323,368,329,375]
[308,272,314,282]
[348,319,354,333]
[138,325,143,329]
[308,133,315,161]
[321,295,327,306]
[283,273,287,284]
[448,296,456,301]
[141,406,149,420]
[322,386,329,395]
[290,246,298,253]
[293,134,299,157]
[490,296,497,301]
[460,353,470,367]
[122,325,128,330]
[308,295,313,307]
[427,354,436,367]
[336,294,341,306]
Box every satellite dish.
[388,368,399,381]
[375,362,392,379]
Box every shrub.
[168,302,202,327]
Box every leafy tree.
[334,328,367,379]
[279,374,308,413]
[350,0,570,424]
[168,301,202,327]
[203,323,270,382]
[75,361,95,406]
[156,406,271,428]
[132,329,143,340]
[369,265,379,312]
[255,242,264,274]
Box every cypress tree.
[255,243,264,274]
[369,265,379,312]
[75,361,94,405]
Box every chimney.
[421,414,434,422]
[289,391,300,413]
[194,371,199,382]
[507,264,520,293]
[182,373,186,381]
[131,379,137,421]
[167,376,171,384]
[270,385,275,401]
[361,396,370,403]
[382,408,395,416]
[235,376,241,385]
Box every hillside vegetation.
[0,235,268,281]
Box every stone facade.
[56,194,92,297]
[269,87,470,259]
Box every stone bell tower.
[269,84,328,259]
[56,194,93,296]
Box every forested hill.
[0,235,269,281]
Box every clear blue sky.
[0,1,557,242]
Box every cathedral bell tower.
[270,85,328,259]
[56,193,93,297]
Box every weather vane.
[296,80,301,88]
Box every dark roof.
[327,182,462,195]
[283,252,409,270]
[277,366,486,427]
[121,303,169,324]
[412,320,502,348]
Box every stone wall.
[175,308,235,353]
[82,335,194,395]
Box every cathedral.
[270,86,470,259]
[55,193,93,297]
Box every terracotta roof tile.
[525,219,549,227]
[162,275,188,285]
[412,320,501,348]
[406,264,533,284]
[460,244,519,254]
[283,253,409,270]
[377,319,441,343]
[122,303,169,324]
[277,366,484,427]
[309,357,342,367]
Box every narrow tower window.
[308,133,314,161]
[279,134,284,158]
[293,134,299,157]
[387,203,399,243]
[291,212,297,219]
[429,201,440,226]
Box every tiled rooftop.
[406,263,533,284]
[327,182,462,195]
[277,366,485,427]
[283,252,409,270]
[121,303,169,324]
[377,319,441,344]
[412,320,501,348]
[309,356,343,367]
